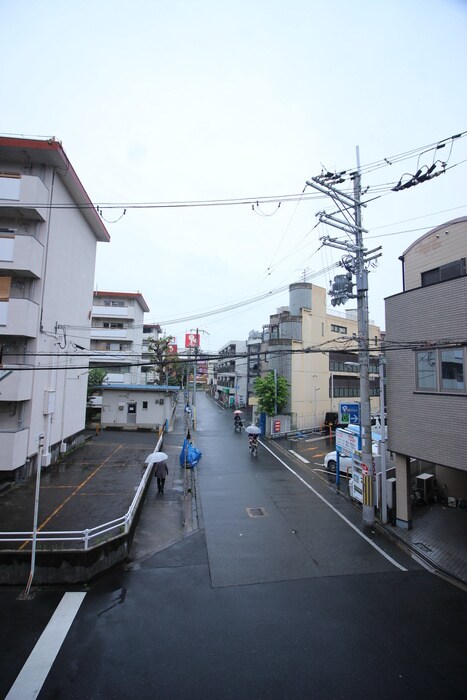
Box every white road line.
[263,442,407,572]
[5,591,86,700]
[288,450,310,463]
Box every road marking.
[288,450,309,463]
[5,592,86,700]
[264,442,407,572]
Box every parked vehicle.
[324,451,352,474]
[324,440,380,474]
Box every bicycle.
[249,437,258,458]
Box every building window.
[415,347,465,393]
[331,324,347,334]
[441,349,464,392]
[104,300,125,307]
[416,351,437,389]
[142,401,148,410]
[103,322,124,329]
[421,258,465,287]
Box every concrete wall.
[101,389,176,429]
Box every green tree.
[87,368,107,398]
[253,372,288,416]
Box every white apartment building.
[0,136,109,479]
[216,340,248,407]
[90,291,150,385]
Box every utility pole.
[307,146,382,527]
[192,328,198,409]
[352,148,375,526]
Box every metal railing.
[0,434,164,552]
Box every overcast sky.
[2,0,466,352]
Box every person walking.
[154,459,169,494]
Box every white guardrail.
[0,434,164,552]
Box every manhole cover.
[246,507,267,517]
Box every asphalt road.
[1,393,466,700]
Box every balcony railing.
[0,298,39,337]
[92,305,132,319]
[0,428,29,471]
[0,234,43,278]
[0,175,49,221]
[0,366,33,401]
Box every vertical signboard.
[185,333,199,348]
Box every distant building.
[385,217,467,529]
[246,330,262,406]
[0,136,109,478]
[90,291,150,385]
[100,384,178,431]
[260,283,381,430]
[141,323,162,384]
[216,340,248,407]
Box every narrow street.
[1,393,466,700]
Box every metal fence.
[0,435,163,553]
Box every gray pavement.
[271,430,467,585]
[0,392,465,588]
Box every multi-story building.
[141,322,162,384]
[0,136,109,479]
[261,282,381,430]
[246,330,263,406]
[90,291,150,385]
[216,340,248,407]
[385,217,467,529]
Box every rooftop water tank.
[289,282,312,315]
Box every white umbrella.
[233,410,243,415]
[145,451,168,465]
[245,425,261,435]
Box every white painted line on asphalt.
[5,591,86,700]
[263,442,408,572]
[288,450,310,463]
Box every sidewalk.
[126,400,200,566]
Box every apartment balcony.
[0,428,29,471]
[89,352,132,364]
[0,298,39,337]
[0,233,43,278]
[92,305,137,320]
[90,328,128,341]
[0,175,49,222]
[0,366,33,401]
[217,369,236,378]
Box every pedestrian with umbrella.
[245,425,261,457]
[145,451,169,494]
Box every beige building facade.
[263,283,381,430]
